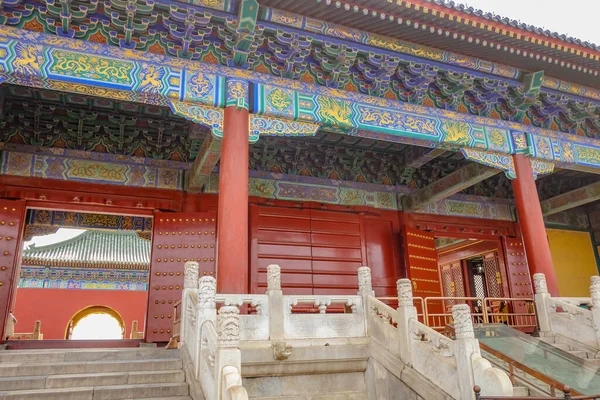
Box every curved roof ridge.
[22,230,150,269]
[428,0,599,51]
[24,229,90,252]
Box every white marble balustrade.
[534,273,600,349]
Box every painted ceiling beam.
[541,181,600,216]
[405,147,447,170]
[186,135,222,193]
[402,163,500,212]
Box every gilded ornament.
[315,96,353,127]
[187,73,214,100]
[266,87,293,111]
[442,121,471,146]
[48,50,134,86]
[488,128,507,149]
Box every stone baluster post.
[194,276,217,372]
[396,278,417,366]
[590,279,600,348]
[357,266,375,297]
[357,267,374,336]
[452,304,479,400]
[181,261,199,343]
[216,306,242,400]
[533,273,552,334]
[266,264,284,341]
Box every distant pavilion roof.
[22,230,150,270]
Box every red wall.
[12,289,147,340]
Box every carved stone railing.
[367,276,512,399]
[179,261,249,400]
[176,262,512,400]
[534,273,600,349]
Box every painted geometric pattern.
[0,26,597,170]
[27,210,153,232]
[1,150,185,190]
[18,267,148,291]
[416,194,514,221]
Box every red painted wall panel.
[250,205,402,297]
[13,288,147,340]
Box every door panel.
[502,236,533,325]
[483,251,504,298]
[250,205,401,298]
[146,211,216,343]
[250,206,313,294]
[404,226,441,321]
[404,227,442,297]
[0,200,26,343]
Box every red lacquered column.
[216,106,249,294]
[512,154,559,295]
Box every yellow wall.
[547,229,599,297]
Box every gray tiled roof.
[428,0,599,50]
[22,230,150,270]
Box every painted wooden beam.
[541,181,600,216]
[402,163,500,212]
[186,135,222,193]
[399,147,446,184]
[406,147,447,169]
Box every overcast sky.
[458,0,599,45]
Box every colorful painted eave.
[259,7,600,99]
[1,25,600,171]
[259,0,600,82]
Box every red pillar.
[511,154,559,295]
[216,106,249,294]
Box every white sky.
[456,0,600,45]
[23,228,86,250]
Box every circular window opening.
[67,306,124,340]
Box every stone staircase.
[245,372,368,400]
[0,347,191,399]
[538,334,600,362]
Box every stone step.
[550,343,571,351]
[0,382,189,400]
[252,392,368,400]
[0,348,179,363]
[0,358,183,377]
[0,370,185,391]
[568,350,589,358]
[513,386,529,397]
[539,335,556,344]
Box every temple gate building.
[0,0,598,398]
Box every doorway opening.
[6,209,152,343]
[67,306,125,340]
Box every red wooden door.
[502,235,533,329]
[502,237,533,299]
[403,226,442,323]
[146,211,216,342]
[404,227,441,298]
[310,209,363,295]
[440,261,465,299]
[250,206,366,295]
[483,251,504,298]
[250,206,313,294]
[0,199,26,343]
[364,216,402,302]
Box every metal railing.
[475,384,600,399]
[375,296,537,331]
[479,342,579,397]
